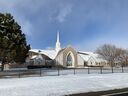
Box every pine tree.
[0,13,30,70]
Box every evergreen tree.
[0,13,30,70]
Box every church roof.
[78,51,95,55]
[78,54,91,61]
[78,51,107,62]
[29,49,58,59]
[31,54,44,60]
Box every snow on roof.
[78,51,107,62]
[29,49,58,59]
[78,51,94,55]
[31,55,37,59]
[90,53,107,62]
[30,49,107,62]
[79,54,90,61]
[31,55,43,60]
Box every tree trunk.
[110,61,114,73]
[1,63,4,71]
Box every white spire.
[56,31,61,52]
[57,31,59,43]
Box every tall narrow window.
[67,53,72,66]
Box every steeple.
[55,31,61,52]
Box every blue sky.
[0,0,128,51]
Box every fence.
[0,66,128,78]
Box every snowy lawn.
[0,73,128,96]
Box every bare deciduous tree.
[96,44,128,67]
[96,44,118,65]
[117,49,128,67]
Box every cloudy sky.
[0,0,128,51]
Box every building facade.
[28,32,107,68]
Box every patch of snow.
[0,73,128,96]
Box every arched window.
[67,53,72,66]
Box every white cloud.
[13,16,33,36]
[13,15,33,36]
[21,20,32,36]
[56,4,72,23]
[0,0,37,36]
[1,0,128,50]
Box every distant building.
[28,31,107,67]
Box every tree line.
[96,44,128,67]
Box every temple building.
[28,32,107,67]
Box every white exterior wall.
[55,53,63,66]
[77,54,84,66]
[88,57,96,66]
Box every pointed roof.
[78,51,107,62]
[57,31,60,43]
[55,30,61,52]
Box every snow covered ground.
[0,73,128,96]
